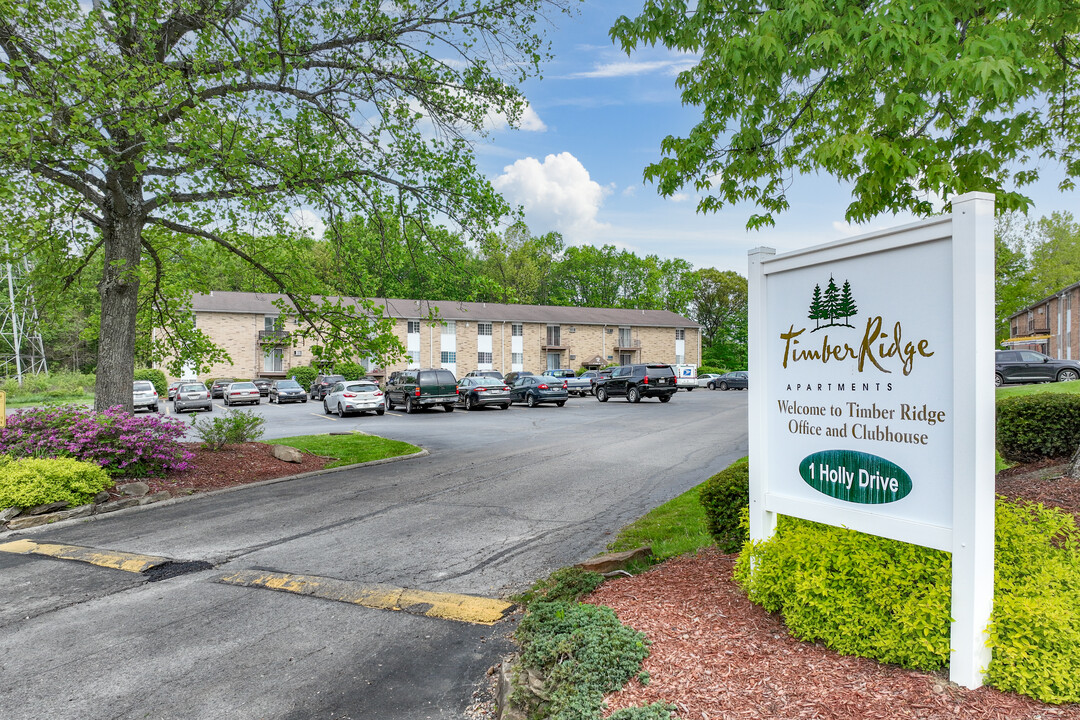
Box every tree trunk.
[1068,444,1080,480]
[94,177,144,413]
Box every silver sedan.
[324,381,386,417]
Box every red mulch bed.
[583,463,1080,719]
[108,442,330,499]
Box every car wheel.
[324,400,332,415]
[994,373,1004,387]
[659,393,672,403]
[338,402,347,417]
[1059,369,1079,382]
[596,387,608,402]
[707,382,715,390]
[385,395,394,411]
[255,399,260,405]
[719,381,729,391]
[223,397,229,406]
[465,395,475,411]
[405,396,414,414]
[444,403,454,412]
[627,387,640,403]
[556,401,565,407]
[499,404,509,410]
[526,393,537,408]
[687,387,694,392]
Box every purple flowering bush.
[0,405,193,477]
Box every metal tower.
[1,239,48,383]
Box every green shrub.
[698,459,749,552]
[697,365,725,375]
[515,601,652,720]
[609,705,677,720]
[734,498,1080,703]
[334,361,367,381]
[133,368,168,397]
[1,371,96,400]
[0,456,113,509]
[513,567,605,606]
[291,366,317,390]
[190,409,266,450]
[997,393,1080,462]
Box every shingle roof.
[190,291,699,328]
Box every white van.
[673,364,698,391]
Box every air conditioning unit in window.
[606,328,613,334]
[293,350,302,356]
[569,327,575,333]
[569,355,576,360]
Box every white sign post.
[748,192,995,688]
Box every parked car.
[173,382,212,413]
[503,370,534,387]
[509,374,568,407]
[309,374,345,401]
[712,371,748,391]
[269,379,307,404]
[465,370,505,380]
[384,368,458,413]
[223,381,261,406]
[210,378,236,399]
[586,368,613,395]
[995,350,1080,386]
[593,364,677,403]
[167,380,183,400]
[673,364,698,391]
[697,373,723,389]
[324,380,385,417]
[456,377,511,410]
[252,378,272,396]
[132,380,159,413]
[545,370,592,396]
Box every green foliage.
[0,456,112,509]
[734,499,1080,703]
[133,368,168,397]
[608,483,711,568]
[334,362,367,381]
[270,434,419,468]
[608,705,677,720]
[515,601,652,720]
[190,410,266,450]
[0,371,96,402]
[513,567,605,607]
[698,459,750,552]
[985,500,1080,704]
[996,393,1080,462]
[696,365,724,375]
[610,3,1080,227]
[289,366,317,390]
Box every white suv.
[132,381,159,413]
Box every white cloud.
[288,209,326,240]
[670,193,691,203]
[566,58,697,79]
[492,152,611,240]
[622,186,638,197]
[485,102,547,133]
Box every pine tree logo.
[808,275,857,332]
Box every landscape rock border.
[0,448,429,536]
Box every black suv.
[384,368,458,413]
[995,350,1080,386]
[252,378,272,396]
[210,378,236,399]
[309,374,345,401]
[593,363,677,403]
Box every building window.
[619,327,632,346]
[478,351,493,364]
[512,323,523,337]
[620,352,633,365]
[512,352,523,364]
[264,316,276,331]
[676,354,685,364]
[407,350,420,367]
[443,320,456,335]
[263,347,284,372]
[546,325,561,346]
[440,351,456,363]
[675,328,685,340]
[477,323,492,336]
[407,320,421,334]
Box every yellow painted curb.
[218,569,514,626]
[0,539,171,573]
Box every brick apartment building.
[160,291,701,381]
[1006,282,1080,359]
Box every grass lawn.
[4,393,95,409]
[270,433,421,468]
[996,380,1080,399]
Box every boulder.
[575,546,652,574]
[140,491,172,505]
[95,497,141,514]
[0,507,20,522]
[27,501,69,516]
[117,481,150,497]
[271,444,304,464]
[7,514,52,530]
[94,491,111,504]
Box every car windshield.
[277,381,301,389]
[133,381,154,392]
[231,382,256,390]
[180,384,206,392]
[215,379,234,385]
[346,383,377,393]
[474,378,505,387]
[324,375,344,383]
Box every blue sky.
[466,0,1080,276]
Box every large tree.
[611,1,1080,228]
[0,0,569,410]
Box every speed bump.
[217,569,514,625]
[0,539,171,573]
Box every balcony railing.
[614,339,641,351]
[258,330,291,343]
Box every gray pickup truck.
[546,369,592,396]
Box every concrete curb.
[3,447,430,538]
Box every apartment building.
[163,291,701,381]
[1006,283,1080,358]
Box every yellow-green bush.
[0,457,113,509]
[734,498,1080,703]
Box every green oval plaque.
[798,450,912,504]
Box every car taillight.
[538,383,549,390]
[414,388,421,396]
[502,386,510,391]
[475,387,486,392]
[343,393,356,398]
[643,375,649,384]
[562,382,567,389]
[373,390,383,396]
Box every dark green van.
[384,368,458,413]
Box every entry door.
[547,352,561,371]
